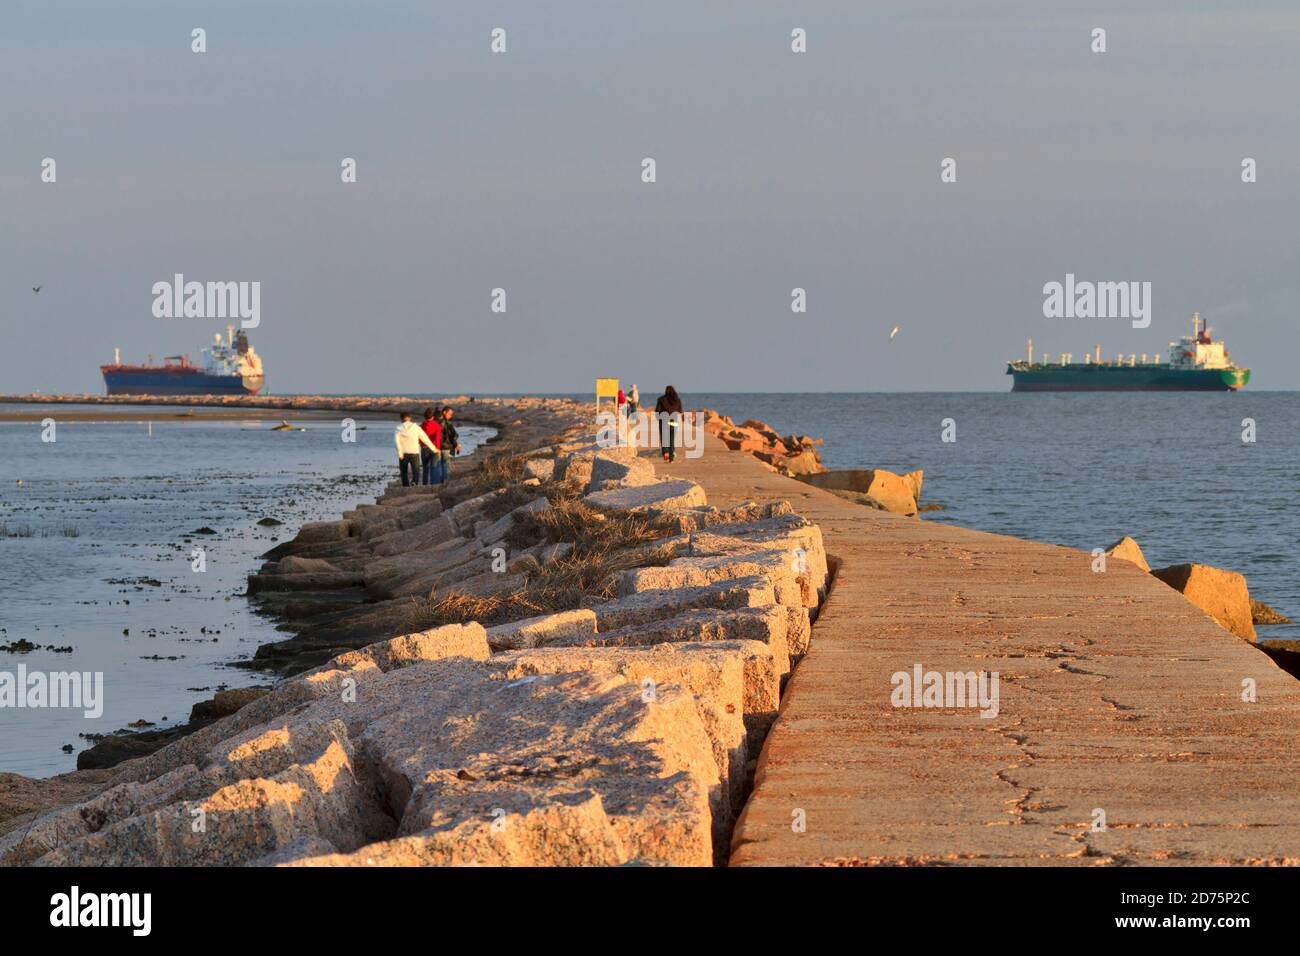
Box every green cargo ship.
[1008,313,1250,392]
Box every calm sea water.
[0,405,492,777]
[689,390,1299,644]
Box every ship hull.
[101,368,265,396]
[1008,365,1249,392]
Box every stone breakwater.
[0,392,583,429]
[0,408,832,867]
[699,409,826,476]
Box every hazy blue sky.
[3,1,1298,393]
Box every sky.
[2,1,1298,394]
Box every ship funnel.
[114,347,120,365]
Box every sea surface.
[688,390,1300,644]
[0,404,493,777]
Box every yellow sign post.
[595,378,622,444]
[595,378,619,414]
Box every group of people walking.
[394,384,684,487]
[394,406,461,487]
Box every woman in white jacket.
[394,411,438,487]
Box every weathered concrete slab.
[32,721,390,866]
[369,514,458,557]
[586,576,778,631]
[550,606,790,675]
[327,622,490,672]
[1152,563,1256,641]
[357,665,718,865]
[585,479,707,513]
[659,433,1300,867]
[277,796,628,867]
[486,643,752,833]
[491,638,782,762]
[587,454,657,492]
[17,659,722,868]
[485,609,598,651]
[619,552,812,608]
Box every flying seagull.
[889,325,900,340]
[32,286,41,294]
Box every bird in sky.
[889,325,900,340]
[32,286,42,294]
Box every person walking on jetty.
[616,385,628,444]
[654,385,683,462]
[395,411,438,487]
[437,406,461,482]
[624,383,640,448]
[419,406,442,485]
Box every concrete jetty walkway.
[662,434,1300,866]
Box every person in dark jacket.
[654,385,683,462]
[437,406,461,482]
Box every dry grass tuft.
[505,498,675,553]
[476,453,528,488]
[409,506,681,630]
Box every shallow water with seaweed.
[0,406,492,777]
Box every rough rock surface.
[1151,563,1256,640]
[369,514,458,557]
[699,409,825,475]
[487,642,766,836]
[522,458,556,482]
[276,796,628,866]
[322,622,490,672]
[586,576,778,631]
[1104,535,1151,572]
[31,721,392,866]
[1250,599,1292,625]
[276,556,342,574]
[620,552,815,609]
[10,658,723,868]
[492,639,781,751]
[587,454,657,491]
[293,520,351,544]
[796,469,919,516]
[484,609,598,651]
[554,606,791,674]
[585,478,707,513]
[189,687,273,722]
